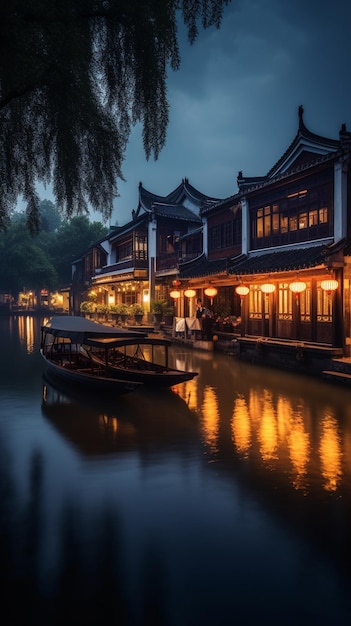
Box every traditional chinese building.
[70,179,220,317]
[180,106,351,360]
[71,107,351,372]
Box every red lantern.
[204,286,218,305]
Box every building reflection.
[287,413,310,491]
[231,395,251,456]
[41,337,349,496]
[201,386,220,452]
[17,315,35,354]
[257,390,278,463]
[42,378,200,457]
[175,365,348,495]
[319,412,342,492]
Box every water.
[1,316,351,625]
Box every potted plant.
[109,304,119,323]
[115,302,130,324]
[95,303,109,321]
[151,300,166,328]
[164,305,175,326]
[131,303,144,324]
[80,300,95,317]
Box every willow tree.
[0,0,230,233]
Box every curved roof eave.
[227,244,330,276]
[237,106,340,195]
[179,254,230,279]
[138,178,222,213]
[267,109,339,179]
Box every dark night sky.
[39,0,351,225]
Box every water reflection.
[172,349,351,497]
[42,375,200,457]
[287,413,310,491]
[319,412,342,492]
[39,333,351,499]
[2,316,351,624]
[231,395,251,456]
[201,386,220,452]
[17,314,35,353]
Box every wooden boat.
[86,335,198,387]
[40,315,148,394]
[40,315,198,390]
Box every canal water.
[1,315,351,626]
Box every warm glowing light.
[170,290,181,300]
[258,398,278,461]
[231,396,251,455]
[319,413,342,491]
[204,287,218,298]
[289,281,307,294]
[235,285,249,297]
[184,289,196,298]
[202,386,220,452]
[320,279,338,293]
[261,283,276,294]
[288,415,310,491]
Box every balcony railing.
[94,256,148,276]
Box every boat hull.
[40,351,141,394]
[104,363,197,387]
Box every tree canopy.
[0,0,230,233]
[0,210,109,296]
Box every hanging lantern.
[184,289,196,298]
[172,279,181,288]
[170,290,181,300]
[261,283,276,294]
[289,281,307,294]
[235,285,249,297]
[321,279,338,293]
[204,287,218,299]
[204,286,218,306]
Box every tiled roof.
[138,179,221,215]
[179,254,230,279]
[165,178,221,206]
[179,245,329,280]
[153,203,202,223]
[108,213,147,241]
[228,245,328,276]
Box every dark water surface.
[1,316,351,625]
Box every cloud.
[19,0,351,229]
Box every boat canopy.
[84,336,172,349]
[41,316,148,344]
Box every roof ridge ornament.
[298,104,305,131]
